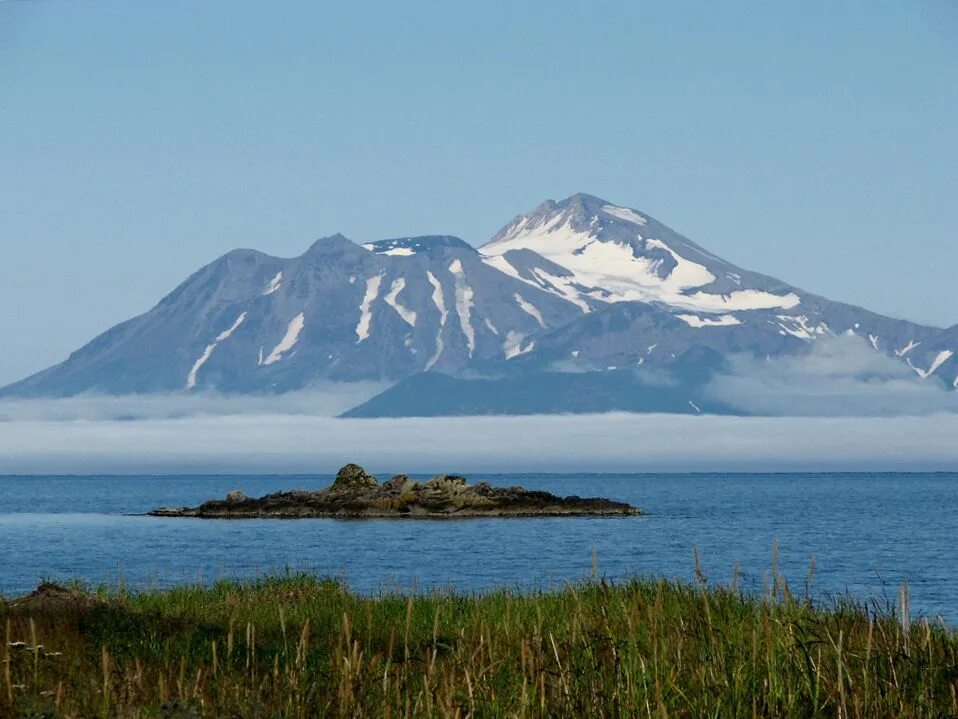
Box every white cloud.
[0,383,388,422]
[0,349,955,475]
[0,411,956,475]
[706,335,958,416]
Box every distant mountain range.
[4,193,955,415]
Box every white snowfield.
[186,312,247,389]
[355,275,383,342]
[362,243,415,257]
[676,313,741,328]
[425,271,447,370]
[448,259,476,357]
[384,278,417,327]
[482,208,800,314]
[908,350,955,380]
[263,312,305,366]
[263,272,283,296]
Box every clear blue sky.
[1,1,956,386]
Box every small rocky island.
[150,464,641,519]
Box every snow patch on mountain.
[775,315,830,341]
[356,275,383,342]
[601,205,647,226]
[896,340,920,357]
[384,278,417,327]
[186,312,247,389]
[530,269,591,313]
[480,254,525,283]
[684,289,800,313]
[503,331,533,359]
[448,259,476,357]
[425,271,447,370]
[481,253,591,314]
[677,314,741,328]
[363,241,416,257]
[263,313,305,366]
[908,350,954,380]
[645,238,714,288]
[514,293,545,327]
[263,272,283,296]
[384,247,414,256]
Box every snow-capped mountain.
[2,233,581,396]
[3,193,955,414]
[474,194,953,383]
[482,193,801,314]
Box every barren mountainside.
[3,193,955,415]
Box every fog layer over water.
[1,346,956,475]
[1,409,957,474]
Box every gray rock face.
[2,193,956,413]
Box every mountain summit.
[3,194,955,414]
[481,193,800,314]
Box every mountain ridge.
[3,193,956,409]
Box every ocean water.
[1,473,956,621]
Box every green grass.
[2,571,957,718]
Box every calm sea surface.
[1,473,956,620]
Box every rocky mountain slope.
[3,193,955,415]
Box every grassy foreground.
[2,573,957,718]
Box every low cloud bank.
[0,382,388,422]
[0,343,955,475]
[707,335,958,417]
[1,412,956,475]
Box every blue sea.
[1,473,956,621]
